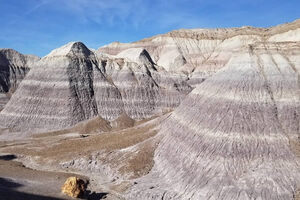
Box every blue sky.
[0,0,299,57]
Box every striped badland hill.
[0,42,191,131]
[126,42,300,200]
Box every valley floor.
[0,157,87,200]
[0,114,167,199]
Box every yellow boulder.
[61,177,86,198]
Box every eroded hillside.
[0,19,299,200]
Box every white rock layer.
[99,19,300,87]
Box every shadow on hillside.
[0,154,17,161]
[85,190,108,200]
[0,177,63,200]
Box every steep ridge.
[0,49,39,110]
[0,42,192,131]
[126,42,300,199]
[96,49,191,119]
[99,19,300,86]
[0,42,99,130]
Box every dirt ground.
[0,157,88,200]
[0,114,168,199]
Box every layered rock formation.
[2,20,299,131]
[0,19,300,200]
[95,48,191,120]
[0,42,191,131]
[99,19,300,86]
[127,41,300,199]
[0,49,39,110]
[0,42,99,130]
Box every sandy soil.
[0,156,89,200]
[0,114,167,199]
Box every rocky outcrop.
[126,42,300,199]
[0,49,39,109]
